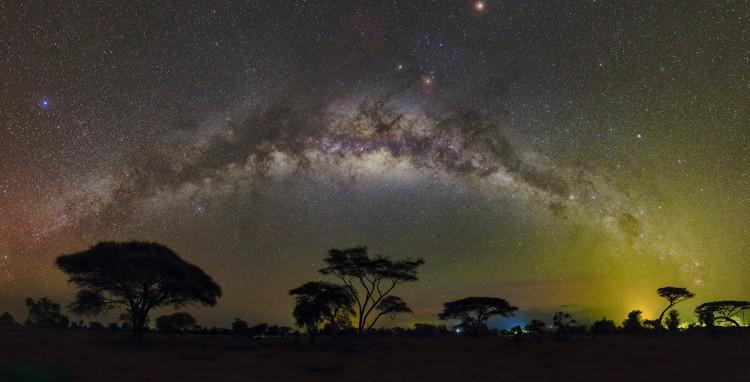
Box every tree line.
[2,241,748,343]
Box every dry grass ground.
[0,330,747,381]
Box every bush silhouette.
[0,312,17,330]
[232,318,249,337]
[665,310,681,332]
[591,317,617,335]
[622,310,644,334]
[25,297,69,329]
[156,312,197,334]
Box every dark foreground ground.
[0,330,747,381]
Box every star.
[38,98,52,109]
[474,1,486,12]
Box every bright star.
[474,1,486,12]
[39,98,51,109]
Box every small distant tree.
[655,287,694,329]
[231,318,249,337]
[525,319,546,335]
[438,297,518,336]
[622,310,644,334]
[289,281,355,345]
[319,247,424,333]
[694,301,750,327]
[25,297,69,329]
[55,241,222,340]
[591,317,617,335]
[156,312,196,334]
[665,310,681,332]
[552,311,577,335]
[0,312,17,330]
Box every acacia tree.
[319,247,424,333]
[695,301,750,327]
[654,287,694,329]
[289,281,354,344]
[55,241,222,340]
[438,297,518,335]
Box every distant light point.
[474,1,486,12]
[38,98,52,109]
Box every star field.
[0,1,748,327]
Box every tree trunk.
[656,304,674,330]
[131,309,149,343]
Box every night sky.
[1,1,748,328]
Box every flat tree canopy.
[438,297,518,335]
[694,301,750,327]
[655,287,694,328]
[319,247,424,333]
[55,241,222,339]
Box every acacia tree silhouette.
[55,241,222,341]
[438,297,518,335]
[655,287,694,329]
[318,247,424,333]
[695,301,750,327]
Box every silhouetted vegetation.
[665,310,681,332]
[524,319,546,335]
[0,312,17,330]
[24,297,69,329]
[622,310,644,334]
[55,241,222,340]
[552,311,579,336]
[289,281,354,344]
[231,318,249,337]
[438,297,517,335]
[156,312,197,334]
[654,287,694,330]
[591,317,617,335]
[317,247,424,333]
[694,301,750,327]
